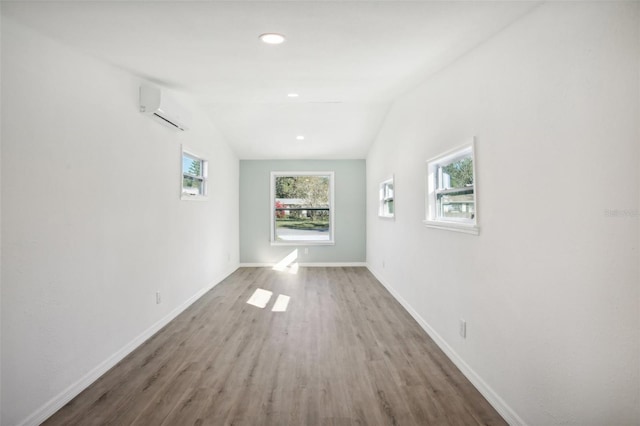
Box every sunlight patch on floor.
[246,288,273,308]
[271,294,290,312]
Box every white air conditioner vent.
[139,85,190,131]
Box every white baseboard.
[18,265,239,426]
[239,262,367,267]
[366,265,527,426]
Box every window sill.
[181,194,208,201]
[423,220,479,235]
[271,241,335,246]
[378,214,395,220]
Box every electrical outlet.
[304,248,309,255]
[227,252,231,261]
[459,319,466,338]
[156,291,161,304]
[382,260,385,269]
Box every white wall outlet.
[304,247,309,255]
[156,291,161,304]
[382,260,385,269]
[459,319,467,338]
[227,252,231,261]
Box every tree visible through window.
[425,141,478,234]
[271,172,334,244]
[182,150,207,198]
[438,156,474,221]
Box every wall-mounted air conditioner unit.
[139,85,190,131]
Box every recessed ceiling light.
[287,93,299,98]
[296,135,305,140]
[259,33,285,44]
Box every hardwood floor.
[43,267,506,426]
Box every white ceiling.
[2,1,538,159]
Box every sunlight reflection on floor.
[246,288,273,308]
[271,294,290,312]
[246,288,291,312]
[272,249,299,274]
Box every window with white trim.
[425,141,478,234]
[270,172,335,245]
[379,176,395,218]
[181,149,208,199]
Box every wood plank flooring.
[43,267,506,426]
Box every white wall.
[0,3,3,423]
[367,2,639,425]
[1,18,239,426]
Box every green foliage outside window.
[275,176,329,207]
[188,160,201,177]
[442,157,473,188]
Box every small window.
[379,176,395,219]
[181,149,208,199]
[270,172,335,245]
[425,140,478,234]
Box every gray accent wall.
[240,160,366,264]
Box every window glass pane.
[274,175,331,242]
[182,155,202,177]
[384,199,394,215]
[426,142,477,230]
[440,156,473,189]
[383,182,394,199]
[379,178,395,218]
[183,175,204,196]
[437,190,475,220]
[382,182,394,216]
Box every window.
[425,140,478,234]
[270,172,335,245]
[181,148,208,199]
[379,176,395,218]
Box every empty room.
[1,1,639,425]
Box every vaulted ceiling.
[2,1,538,159]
